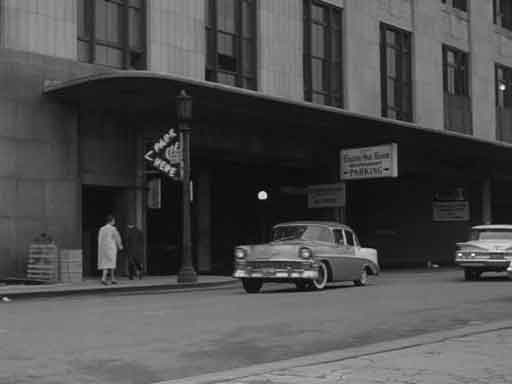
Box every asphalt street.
[1,269,512,384]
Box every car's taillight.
[234,248,247,259]
[299,247,313,259]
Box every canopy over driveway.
[44,71,512,178]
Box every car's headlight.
[234,248,247,259]
[456,252,464,257]
[299,247,313,259]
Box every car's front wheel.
[311,262,328,290]
[242,278,263,293]
[354,268,368,286]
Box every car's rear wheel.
[354,268,368,286]
[464,268,481,281]
[311,262,328,290]
[242,278,263,293]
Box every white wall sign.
[340,143,398,180]
[308,183,346,208]
[432,201,470,222]
[144,128,182,181]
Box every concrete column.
[469,0,495,141]
[413,0,444,130]
[482,178,492,225]
[197,169,212,272]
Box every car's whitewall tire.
[354,268,368,286]
[311,262,328,290]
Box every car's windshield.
[272,225,308,241]
[470,229,512,240]
[272,225,332,242]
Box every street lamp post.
[177,90,197,283]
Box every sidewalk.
[159,320,512,384]
[0,275,238,300]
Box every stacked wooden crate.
[26,234,59,282]
[59,249,83,283]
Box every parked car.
[455,224,512,281]
[233,221,379,293]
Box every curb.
[0,279,239,300]
[154,319,512,384]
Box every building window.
[441,0,468,12]
[494,0,512,30]
[496,64,512,142]
[442,45,472,134]
[77,0,146,69]
[380,23,412,122]
[205,0,257,90]
[303,0,343,108]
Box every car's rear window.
[471,229,512,240]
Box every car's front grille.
[246,261,306,269]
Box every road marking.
[144,309,174,316]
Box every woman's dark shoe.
[101,280,108,286]
[111,280,118,285]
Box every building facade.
[1,0,512,278]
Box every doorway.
[82,186,133,277]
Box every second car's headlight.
[299,247,313,259]
[234,248,247,259]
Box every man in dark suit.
[125,224,144,279]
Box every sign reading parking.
[340,143,398,180]
[144,128,183,180]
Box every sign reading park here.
[340,143,398,180]
[144,128,183,181]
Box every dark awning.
[43,71,512,177]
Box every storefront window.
[303,0,343,108]
[206,0,257,90]
[380,23,412,122]
[77,0,146,69]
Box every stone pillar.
[197,169,212,272]
[482,178,492,225]
[469,0,495,141]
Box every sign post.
[143,90,198,283]
[176,90,197,283]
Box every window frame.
[379,22,413,122]
[441,0,468,12]
[77,0,147,69]
[205,0,258,90]
[442,45,469,97]
[303,0,344,108]
[494,0,512,30]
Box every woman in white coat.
[98,214,123,285]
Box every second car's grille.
[247,261,306,269]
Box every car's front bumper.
[233,261,319,280]
[455,258,511,271]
